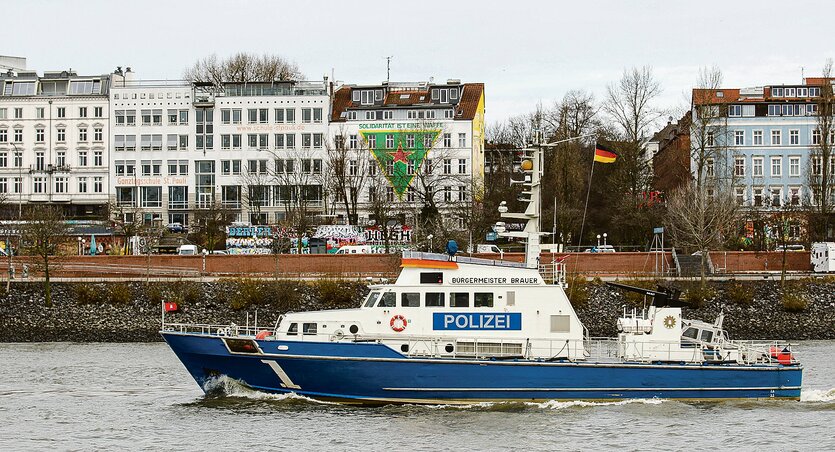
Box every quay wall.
[1,279,832,342]
[0,251,812,280]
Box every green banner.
[360,129,441,199]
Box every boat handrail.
[402,250,527,269]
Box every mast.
[497,144,543,269]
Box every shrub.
[682,282,715,309]
[315,280,356,309]
[781,289,808,312]
[725,282,753,305]
[229,279,263,310]
[73,283,106,304]
[566,274,588,309]
[108,283,133,305]
[146,284,164,305]
[180,282,201,304]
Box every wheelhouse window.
[425,292,445,307]
[450,292,469,307]
[363,291,381,307]
[378,292,396,308]
[302,323,318,335]
[401,293,420,307]
[474,293,494,308]
[287,323,298,336]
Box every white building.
[109,69,330,226]
[328,79,485,227]
[0,69,110,218]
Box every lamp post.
[603,233,608,246]
[596,234,601,247]
[10,143,21,219]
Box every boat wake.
[801,388,835,403]
[527,398,666,410]
[200,375,335,405]
[419,398,666,412]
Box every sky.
[3,0,833,126]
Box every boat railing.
[162,322,269,338]
[402,250,527,269]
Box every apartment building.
[0,68,110,218]
[328,79,485,226]
[691,79,834,209]
[109,69,330,226]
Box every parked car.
[775,244,805,252]
[167,222,186,233]
[177,244,198,255]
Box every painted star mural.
[359,129,441,199]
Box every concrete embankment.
[0,278,833,342]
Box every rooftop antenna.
[384,56,393,82]
[801,66,805,83]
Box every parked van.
[177,244,198,256]
[812,242,835,273]
[335,245,372,255]
[477,244,504,258]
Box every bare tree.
[238,166,271,225]
[691,66,732,189]
[191,200,235,251]
[808,59,835,240]
[327,130,370,225]
[365,174,401,253]
[665,181,739,285]
[272,149,324,251]
[20,205,69,307]
[183,52,304,87]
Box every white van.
[177,244,198,256]
[335,245,371,255]
[812,242,835,272]
[477,244,504,258]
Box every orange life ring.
[390,315,407,332]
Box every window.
[0,178,6,193]
[13,177,21,194]
[302,323,318,335]
[360,90,374,105]
[126,110,135,125]
[141,186,162,208]
[231,109,241,124]
[56,151,66,167]
[734,187,745,205]
[36,107,44,119]
[56,128,65,142]
[789,129,799,145]
[789,156,800,177]
[728,105,742,117]
[94,107,103,118]
[443,133,452,147]
[706,158,715,177]
[0,153,6,167]
[752,157,763,177]
[287,323,298,336]
[36,128,45,142]
[0,130,5,143]
[425,293,445,307]
[302,108,312,123]
[770,157,782,177]
[458,133,466,148]
[54,177,68,194]
[79,107,87,118]
[812,129,821,145]
[458,186,468,201]
[450,292,469,307]
[313,133,323,149]
[474,293,494,308]
[13,129,23,143]
[13,107,22,119]
[301,133,312,149]
[458,159,467,174]
[14,152,22,167]
[401,293,420,307]
[365,111,375,120]
[789,187,801,205]
[753,130,763,146]
[79,127,88,142]
[33,177,45,194]
[770,187,782,207]
[367,135,376,149]
[382,110,393,120]
[141,109,152,125]
[168,109,178,124]
[753,187,763,206]
[385,134,394,149]
[734,130,744,146]
[0,108,5,119]
[57,107,66,118]
[248,109,258,123]
[425,110,435,119]
[285,108,295,123]
[706,131,714,146]
[349,135,357,149]
[94,151,103,166]
[378,292,396,308]
[35,152,45,171]
[771,130,781,145]
[443,159,451,175]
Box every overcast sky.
[4,0,833,125]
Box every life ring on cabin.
[390,315,408,332]
[769,346,794,365]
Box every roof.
[330,82,485,122]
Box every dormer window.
[360,90,374,105]
[450,88,459,101]
[715,91,724,98]
[772,87,783,97]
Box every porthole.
[445,344,454,353]
[349,325,359,334]
[401,344,409,353]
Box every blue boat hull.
[161,332,802,403]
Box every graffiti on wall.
[358,127,441,199]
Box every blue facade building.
[692,80,833,211]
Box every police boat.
[161,145,802,404]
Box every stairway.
[675,253,710,277]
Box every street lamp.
[10,143,21,219]
[603,233,608,246]
[596,234,601,247]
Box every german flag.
[594,143,618,164]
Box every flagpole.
[577,157,596,252]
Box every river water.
[1,341,833,451]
